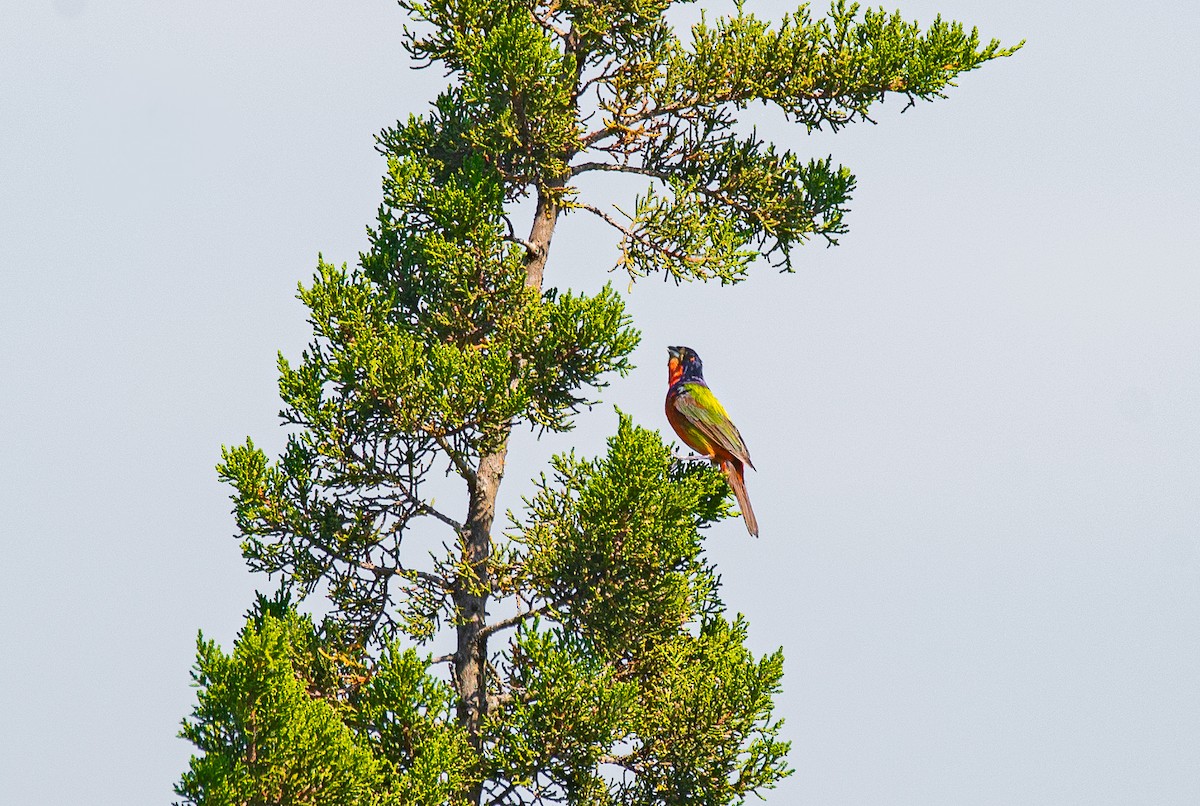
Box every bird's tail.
[721,459,759,538]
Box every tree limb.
[478,595,570,639]
[418,503,465,533]
[570,161,668,180]
[574,201,703,267]
[429,430,477,488]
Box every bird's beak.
[667,346,681,359]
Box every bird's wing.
[673,383,753,467]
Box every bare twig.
[478,595,570,639]
[358,559,447,589]
[429,430,477,487]
[574,201,702,266]
[570,161,668,180]
[418,504,465,533]
[502,234,540,258]
[597,752,640,771]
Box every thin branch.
[580,82,850,150]
[338,427,464,531]
[502,233,540,258]
[486,780,519,806]
[358,558,447,589]
[500,213,540,258]
[531,0,569,39]
[293,512,449,590]
[478,595,570,639]
[578,60,618,93]
[570,161,668,180]
[577,155,773,234]
[597,752,640,771]
[418,503,465,532]
[574,201,629,231]
[581,99,701,148]
[574,201,701,266]
[429,430,477,487]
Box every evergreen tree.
[176,1,1018,803]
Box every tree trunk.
[454,441,507,804]
[453,183,561,804]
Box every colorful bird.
[664,346,758,537]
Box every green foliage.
[628,617,788,804]
[193,420,787,806]
[216,197,637,643]
[658,2,1014,127]
[516,413,730,659]
[486,626,639,801]
[176,611,472,806]
[391,0,1019,280]
[353,645,478,803]
[578,0,1020,281]
[482,417,789,804]
[181,0,1017,803]
[460,15,579,184]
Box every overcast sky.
[3,1,1198,803]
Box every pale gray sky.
[2,1,1198,803]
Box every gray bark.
[453,183,561,804]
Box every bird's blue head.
[667,345,704,385]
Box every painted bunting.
[665,346,758,537]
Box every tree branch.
[574,201,703,267]
[418,503,465,533]
[358,558,447,589]
[429,430,477,487]
[597,752,640,771]
[570,161,668,180]
[531,0,569,39]
[581,96,714,148]
[478,595,570,639]
[503,233,540,259]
